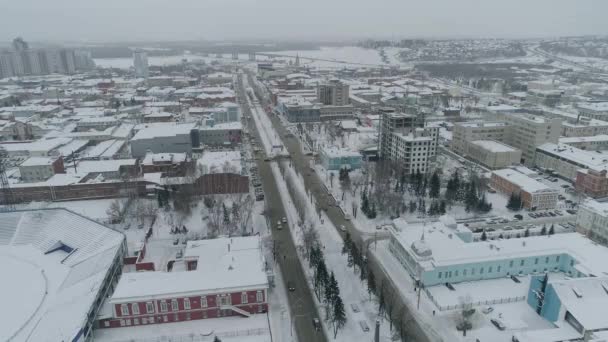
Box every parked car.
[514,214,523,220]
[351,303,360,313]
[491,319,506,331]
[312,318,321,331]
[482,306,494,314]
[359,321,370,332]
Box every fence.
[106,328,269,342]
[424,287,526,311]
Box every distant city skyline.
[1,0,607,43]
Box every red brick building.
[575,169,608,198]
[97,236,269,329]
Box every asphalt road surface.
[257,94,435,342]
[237,77,328,342]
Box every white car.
[339,225,346,232]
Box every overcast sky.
[1,0,607,43]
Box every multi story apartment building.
[317,79,350,106]
[576,102,608,120]
[133,50,149,78]
[451,121,508,155]
[500,114,562,166]
[379,112,438,173]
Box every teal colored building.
[523,275,608,339]
[319,147,362,170]
[388,216,608,287]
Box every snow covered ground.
[93,314,271,342]
[272,161,393,341]
[20,198,118,222]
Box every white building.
[19,156,64,182]
[317,79,350,106]
[535,143,608,181]
[576,200,608,245]
[465,140,521,169]
[577,102,608,120]
[133,50,149,78]
[379,112,438,173]
[500,114,562,166]
[451,121,508,155]
[130,123,197,157]
[0,208,125,342]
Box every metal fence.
[424,287,526,311]
[106,328,269,342]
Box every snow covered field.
[21,198,118,222]
[93,315,271,342]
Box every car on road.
[263,157,271,162]
[276,223,282,230]
[282,217,287,224]
[482,306,494,314]
[514,214,523,220]
[312,318,321,331]
[288,281,295,292]
[491,318,506,331]
[359,321,370,332]
[339,225,346,232]
[351,303,360,313]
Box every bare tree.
[456,294,474,336]
[302,222,319,260]
[207,197,224,237]
[106,199,123,224]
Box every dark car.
[288,281,295,292]
[312,318,321,331]
[514,214,523,220]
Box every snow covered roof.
[197,151,242,174]
[131,123,197,140]
[1,137,73,154]
[142,152,187,165]
[390,218,608,276]
[320,146,362,159]
[470,140,518,153]
[109,236,267,302]
[0,208,124,342]
[19,156,57,167]
[559,135,608,144]
[549,276,608,331]
[492,168,556,193]
[71,159,136,174]
[578,102,608,113]
[537,143,608,172]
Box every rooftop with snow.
[0,208,124,342]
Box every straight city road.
[247,72,435,342]
[237,75,328,342]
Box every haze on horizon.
[1,0,607,43]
